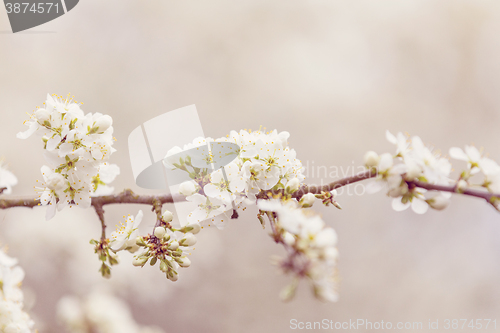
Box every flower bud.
[280,280,298,302]
[132,256,149,267]
[428,195,450,211]
[299,193,315,208]
[178,256,191,268]
[154,227,166,238]
[162,210,174,223]
[388,183,408,198]
[180,233,197,247]
[171,250,182,257]
[282,231,295,246]
[136,236,146,247]
[99,263,111,279]
[181,223,201,235]
[108,252,120,265]
[457,179,468,193]
[94,115,112,133]
[35,109,51,122]
[168,241,179,251]
[286,178,300,193]
[167,270,179,281]
[179,181,197,196]
[324,247,339,260]
[332,201,342,210]
[160,260,169,272]
[364,151,379,168]
[126,241,140,254]
[149,256,157,266]
[330,189,338,198]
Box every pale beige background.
[1,1,500,332]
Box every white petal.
[133,210,144,228]
[58,143,74,157]
[98,164,120,183]
[386,130,397,144]
[46,136,61,151]
[392,198,410,211]
[45,202,57,220]
[365,180,384,194]
[449,147,467,161]
[110,239,126,251]
[465,145,481,162]
[0,252,18,267]
[16,122,38,139]
[411,198,429,214]
[378,153,394,172]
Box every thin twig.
[152,198,163,230]
[266,211,279,243]
[93,204,106,241]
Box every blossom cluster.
[364,131,453,214]
[0,248,35,333]
[449,145,500,200]
[57,292,165,333]
[96,209,199,281]
[162,128,344,300]
[364,131,500,213]
[164,128,305,229]
[17,94,120,220]
[258,194,340,302]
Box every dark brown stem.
[0,188,181,210]
[2,170,500,216]
[293,170,376,198]
[293,170,500,211]
[93,204,106,241]
[408,179,500,209]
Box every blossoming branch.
[1,93,500,331]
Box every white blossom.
[18,94,117,219]
[0,248,35,332]
[258,199,339,302]
[204,162,245,204]
[110,211,143,251]
[367,133,453,214]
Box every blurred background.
[1,0,500,332]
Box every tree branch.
[1,170,499,215]
[293,170,376,198]
[293,169,500,210]
[408,179,500,209]
[0,189,181,210]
